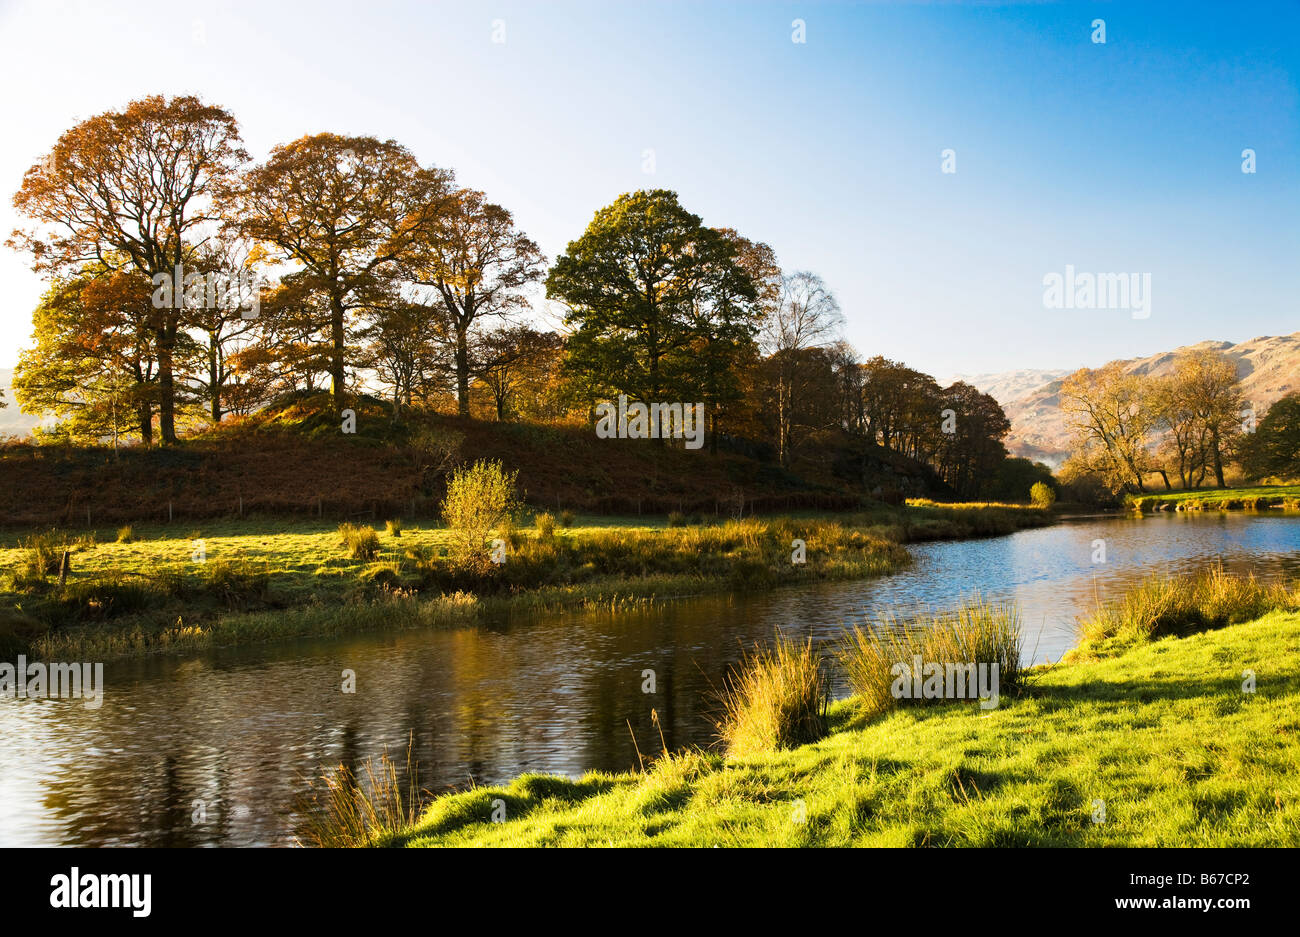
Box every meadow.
[1129,483,1300,512]
[359,574,1300,848]
[0,501,1052,660]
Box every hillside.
[0,394,948,527]
[970,333,1300,466]
[0,368,43,439]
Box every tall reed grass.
[716,633,828,758]
[839,601,1023,719]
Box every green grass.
[1129,483,1300,512]
[0,503,1052,660]
[382,607,1300,847]
[716,634,829,758]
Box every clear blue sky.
[1,0,1296,381]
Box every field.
[384,607,1300,847]
[0,502,1052,659]
[1130,483,1300,511]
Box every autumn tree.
[1172,349,1242,488]
[1059,363,1159,493]
[10,95,247,443]
[394,188,545,417]
[14,269,182,446]
[223,134,453,411]
[473,326,563,421]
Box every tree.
[548,190,757,443]
[10,95,247,443]
[1240,393,1300,481]
[441,459,520,563]
[1030,481,1056,509]
[13,270,177,446]
[1173,349,1242,488]
[474,326,563,421]
[1059,363,1159,494]
[362,295,450,418]
[223,133,453,411]
[761,271,844,465]
[395,188,545,417]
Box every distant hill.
[976,333,1300,467]
[953,368,1072,408]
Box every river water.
[2,511,1298,846]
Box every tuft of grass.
[1073,567,1300,658]
[534,512,556,540]
[116,525,136,544]
[716,633,829,758]
[839,601,1023,720]
[385,518,404,538]
[296,741,423,848]
[338,523,381,561]
[559,510,575,529]
[667,511,687,527]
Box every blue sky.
[0,0,1296,382]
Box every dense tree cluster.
[9,95,1026,499]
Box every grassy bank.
[0,502,1051,659]
[374,598,1300,847]
[1129,483,1300,512]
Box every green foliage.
[441,459,521,560]
[116,525,136,543]
[385,518,404,537]
[1240,393,1300,481]
[1029,481,1056,509]
[534,512,556,540]
[558,510,575,529]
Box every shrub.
[19,529,72,579]
[338,523,381,561]
[441,459,520,561]
[385,518,404,537]
[839,601,1023,720]
[667,511,686,527]
[534,512,556,540]
[116,525,136,544]
[559,510,575,529]
[716,633,828,758]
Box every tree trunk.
[157,321,177,444]
[455,326,471,417]
[330,296,347,409]
[1211,430,1227,487]
[139,402,153,447]
[209,331,222,424]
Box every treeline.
[7,94,1031,501]
[1059,349,1300,494]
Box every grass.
[0,502,1052,660]
[839,601,1024,719]
[378,591,1300,847]
[716,634,829,758]
[1070,566,1300,660]
[296,741,424,848]
[1129,483,1300,512]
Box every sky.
[0,0,1296,384]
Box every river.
[1,511,1297,846]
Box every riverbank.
[1,503,1052,660]
[384,605,1300,847]
[1129,483,1300,512]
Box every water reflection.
[1,512,1297,846]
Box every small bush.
[667,511,686,527]
[385,518,404,537]
[534,512,556,540]
[716,633,828,758]
[559,510,575,529]
[441,459,520,561]
[338,523,381,561]
[116,525,136,544]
